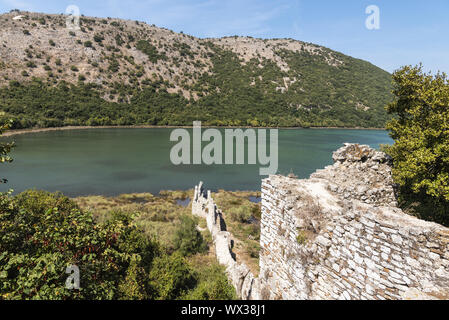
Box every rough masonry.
[193,143,449,300]
[192,182,260,299]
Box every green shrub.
[148,252,196,300]
[136,40,166,63]
[229,206,252,223]
[173,215,207,256]
[117,256,148,299]
[385,65,449,225]
[0,120,14,183]
[108,60,120,73]
[14,190,78,215]
[93,34,104,43]
[296,229,308,245]
[0,191,159,300]
[183,267,237,300]
[26,61,37,68]
[115,34,124,46]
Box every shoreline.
[2,125,387,137]
[1,187,261,199]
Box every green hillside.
[0,11,393,128]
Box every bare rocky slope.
[0,10,393,128]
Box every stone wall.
[192,182,261,299]
[259,144,449,300]
[193,144,449,300]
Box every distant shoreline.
[2,125,387,137]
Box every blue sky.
[1,0,448,74]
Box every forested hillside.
[0,10,393,128]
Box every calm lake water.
[1,128,393,196]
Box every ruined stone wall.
[259,144,449,300]
[193,144,449,300]
[192,182,261,300]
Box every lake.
[1,128,393,196]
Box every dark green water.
[1,128,393,196]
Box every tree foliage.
[148,252,196,300]
[0,190,236,300]
[386,65,449,224]
[0,119,14,183]
[0,42,393,129]
[183,264,237,300]
[173,215,207,256]
[136,40,167,63]
[0,190,159,299]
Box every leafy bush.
[117,256,147,299]
[0,186,237,300]
[0,190,159,299]
[0,120,14,183]
[174,42,194,58]
[148,252,196,300]
[296,229,308,245]
[108,60,120,73]
[385,65,449,224]
[26,61,36,68]
[183,264,236,300]
[136,40,166,63]
[229,206,252,223]
[115,34,124,46]
[93,34,104,43]
[173,215,207,256]
[14,190,77,215]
